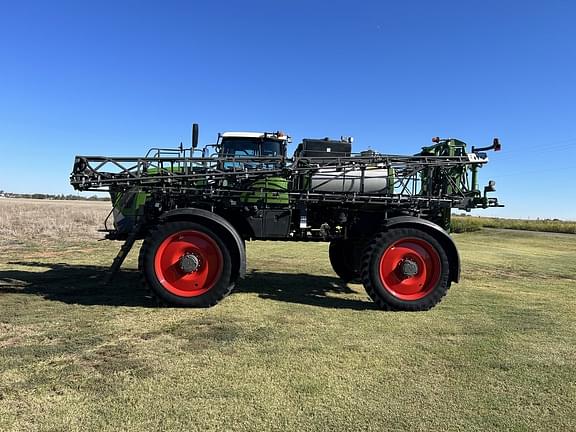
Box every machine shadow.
[0,261,152,307]
[236,269,377,310]
[0,262,376,310]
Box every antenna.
[192,123,199,149]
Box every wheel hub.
[178,253,201,273]
[398,258,419,278]
[377,237,442,301]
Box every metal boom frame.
[71,152,499,211]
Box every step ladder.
[104,220,144,284]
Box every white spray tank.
[296,139,394,194]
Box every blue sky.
[0,0,575,219]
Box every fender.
[159,208,246,280]
[384,216,461,283]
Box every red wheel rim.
[154,230,223,297]
[378,237,441,301]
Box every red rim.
[153,230,223,297]
[378,237,441,301]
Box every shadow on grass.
[0,262,376,310]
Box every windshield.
[221,138,283,169]
[221,138,259,157]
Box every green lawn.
[1,228,575,431]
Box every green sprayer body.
[70,126,502,311]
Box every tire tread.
[360,228,451,311]
[139,221,235,307]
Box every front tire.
[361,228,451,311]
[139,221,234,307]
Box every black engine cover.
[295,139,351,158]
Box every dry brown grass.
[0,198,110,246]
[452,215,576,234]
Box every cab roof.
[220,132,267,138]
[219,131,290,141]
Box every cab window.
[220,137,284,169]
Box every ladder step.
[104,227,142,284]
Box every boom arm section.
[71,150,501,211]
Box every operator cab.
[218,131,289,169]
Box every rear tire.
[361,228,451,311]
[329,239,361,283]
[139,221,234,307]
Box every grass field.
[1,199,575,431]
[452,215,576,234]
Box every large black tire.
[329,239,361,283]
[361,228,451,311]
[139,221,234,307]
